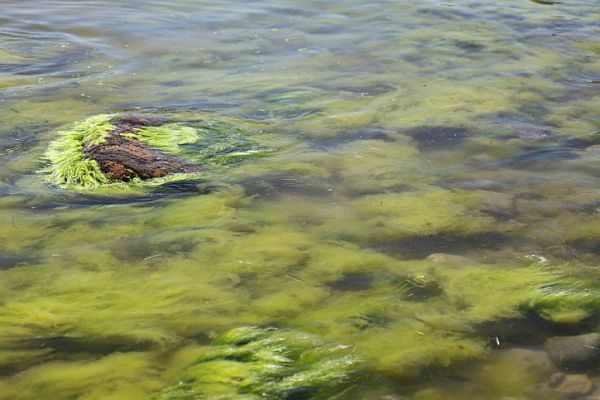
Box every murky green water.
[1,0,599,399]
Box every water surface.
[1,0,599,399]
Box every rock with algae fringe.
[43,113,269,192]
[151,326,359,400]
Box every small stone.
[480,348,556,393]
[544,333,600,367]
[549,372,566,387]
[553,374,594,398]
[525,383,554,399]
[426,253,473,266]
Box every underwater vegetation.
[2,186,600,400]
[151,326,359,400]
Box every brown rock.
[83,116,198,182]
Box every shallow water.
[0,0,599,399]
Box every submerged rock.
[529,373,595,399]
[481,348,556,390]
[83,116,198,181]
[544,333,600,367]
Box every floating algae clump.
[43,113,270,192]
[151,326,359,400]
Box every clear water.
[0,0,599,399]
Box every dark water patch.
[0,132,38,160]
[476,308,600,348]
[26,195,165,210]
[0,335,156,375]
[481,148,579,169]
[0,254,39,269]
[515,192,546,201]
[493,113,561,128]
[554,70,600,90]
[569,239,600,256]
[20,335,154,355]
[347,183,414,197]
[181,59,224,69]
[256,88,324,120]
[404,126,471,150]
[578,201,600,215]
[529,0,561,4]
[336,84,397,96]
[416,7,477,21]
[442,179,510,192]
[454,40,485,53]
[153,181,221,195]
[26,182,217,211]
[9,49,91,77]
[563,132,600,149]
[252,107,322,121]
[303,24,344,35]
[372,232,511,259]
[482,204,519,221]
[269,6,319,17]
[310,128,394,150]
[327,272,373,291]
[279,386,319,400]
[186,331,212,345]
[117,101,243,115]
[402,52,431,67]
[238,173,334,199]
[161,80,187,88]
[110,236,198,262]
[518,102,550,118]
[499,127,555,143]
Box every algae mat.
[0,0,599,399]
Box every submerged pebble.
[529,373,596,399]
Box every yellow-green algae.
[151,326,358,400]
[1,185,600,399]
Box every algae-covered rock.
[82,115,198,181]
[150,326,359,400]
[43,113,270,192]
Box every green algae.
[0,352,164,400]
[43,114,114,190]
[313,186,498,243]
[151,327,359,400]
